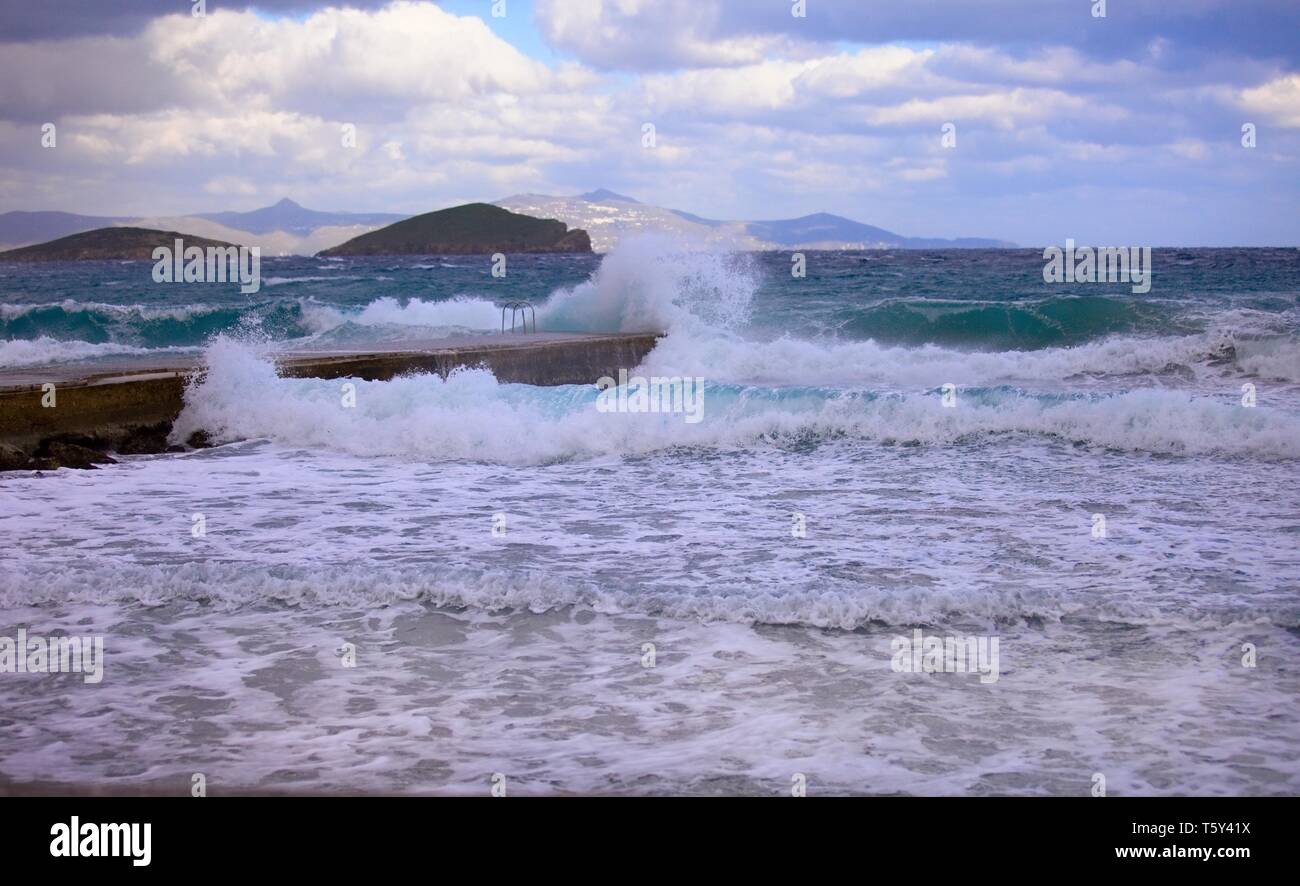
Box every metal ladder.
[500,300,536,334]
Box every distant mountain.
[194,198,406,236]
[740,213,904,248]
[577,189,641,204]
[319,203,592,256]
[0,199,408,255]
[0,227,238,262]
[497,192,742,252]
[0,211,129,248]
[122,214,388,257]
[0,195,1012,257]
[496,190,1015,251]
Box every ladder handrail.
[500,300,536,334]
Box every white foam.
[1236,336,1300,381]
[0,337,197,367]
[263,275,365,286]
[352,295,501,330]
[0,299,225,322]
[538,235,758,334]
[640,326,1300,389]
[3,437,1296,629]
[172,337,1300,462]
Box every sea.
[1,241,1298,795]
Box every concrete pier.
[0,332,661,449]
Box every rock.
[116,436,168,455]
[115,423,173,455]
[554,229,593,252]
[186,430,214,449]
[37,441,117,469]
[0,443,31,471]
[43,432,109,451]
[116,435,169,455]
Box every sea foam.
[173,335,1300,462]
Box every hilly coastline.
[0,194,1013,257]
[0,226,239,262]
[319,203,592,256]
[0,199,407,256]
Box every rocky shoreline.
[0,421,213,472]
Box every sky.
[0,0,1297,246]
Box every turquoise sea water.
[2,248,1297,357]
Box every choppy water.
[1,242,1298,795]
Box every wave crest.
[172,338,1300,462]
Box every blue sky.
[0,0,1297,245]
[437,0,564,64]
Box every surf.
[173,335,1300,462]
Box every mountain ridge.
[0,194,1015,256]
[0,200,403,255]
[194,198,406,236]
[497,190,1015,252]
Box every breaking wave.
[157,239,1299,462]
[173,336,1300,462]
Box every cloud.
[0,3,575,121]
[1240,75,1300,127]
[1166,139,1210,161]
[535,0,1300,69]
[534,0,817,71]
[203,175,259,196]
[0,1,1295,246]
[0,0,395,40]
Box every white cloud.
[203,175,259,196]
[0,3,579,120]
[1166,139,1210,161]
[0,0,1294,246]
[861,88,1105,129]
[1240,75,1300,127]
[534,0,815,71]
